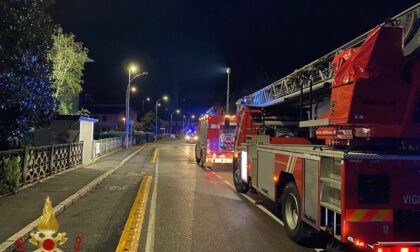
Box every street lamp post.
[170,109,180,135]
[187,114,195,129]
[142,97,151,116]
[155,95,168,142]
[125,65,148,148]
[226,67,231,114]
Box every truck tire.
[233,158,249,193]
[282,182,304,243]
[199,150,205,167]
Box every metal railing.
[0,142,83,195]
[92,137,123,159]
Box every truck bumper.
[205,158,233,167]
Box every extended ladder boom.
[237,4,420,110]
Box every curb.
[0,145,146,252]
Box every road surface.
[140,141,313,252]
[20,142,321,251]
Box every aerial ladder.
[236,4,419,117]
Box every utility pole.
[226,67,231,113]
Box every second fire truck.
[195,107,238,168]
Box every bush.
[0,156,22,195]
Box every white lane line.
[220,178,285,227]
[145,148,159,252]
[223,180,236,191]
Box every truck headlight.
[186,136,190,140]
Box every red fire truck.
[195,107,238,168]
[233,4,420,251]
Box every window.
[358,174,390,204]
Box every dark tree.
[0,0,58,149]
[138,111,157,132]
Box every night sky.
[50,0,418,118]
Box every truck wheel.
[233,158,249,193]
[282,182,304,243]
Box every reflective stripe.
[290,156,297,173]
[346,209,393,222]
[285,156,292,172]
[285,156,297,173]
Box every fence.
[95,132,155,144]
[91,137,123,159]
[0,142,83,195]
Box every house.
[84,104,137,132]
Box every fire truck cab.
[195,107,238,168]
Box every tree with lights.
[49,28,89,114]
[0,0,58,149]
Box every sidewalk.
[0,146,144,245]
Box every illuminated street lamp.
[125,63,148,148]
[170,109,181,135]
[142,97,151,115]
[155,95,169,141]
[187,114,195,128]
[226,67,231,113]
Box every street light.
[170,109,181,135]
[226,67,231,113]
[155,95,169,142]
[187,114,195,128]
[142,97,151,116]
[125,64,148,148]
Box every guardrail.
[0,142,83,195]
[92,137,123,159]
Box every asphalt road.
[20,141,319,251]
[139,141,313,252]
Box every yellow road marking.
[116,176,153,252]
[150,148,158,164]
